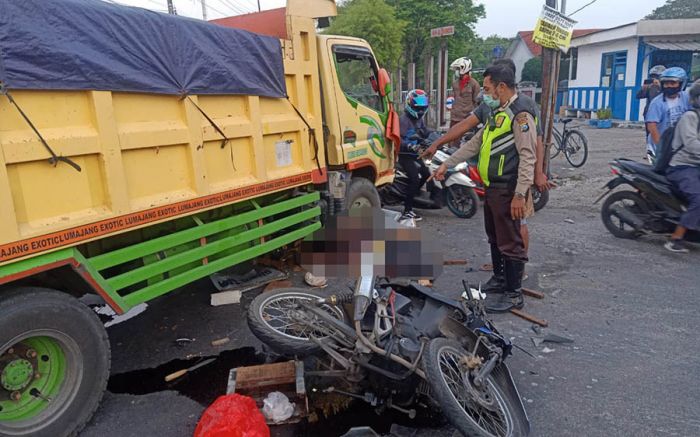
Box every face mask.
[483,94,500,110]
[454,71,461,80]
[663,86,681,97]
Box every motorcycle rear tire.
[601,190,647,239]
[446,186,479,219]
[422,338,526,437]
[532,187,549,212]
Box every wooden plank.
[510,308,548,327]
[522,287,545,299]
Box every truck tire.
[347,177,381,210]
[0,288,110,437]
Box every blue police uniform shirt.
[646,91,691,146]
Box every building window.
[560,48,578,81]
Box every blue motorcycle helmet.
[405,89,429,119]
[659,67,688,97]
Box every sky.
[112,0,668,38]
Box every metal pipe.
[354,321,426,379]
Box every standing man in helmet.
[398,89,433,222]
[637,65,665,122]
[664,80,700,253]
[646,67,690,159]
[449,57,481,147]
[432,64,537,313]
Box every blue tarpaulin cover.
[0,0,287,97]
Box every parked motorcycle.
[597,158,699,241]
[380,133,479,219]
[247,277,530,436]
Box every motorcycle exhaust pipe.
[610,204,645,230]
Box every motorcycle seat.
[616,159,672,186]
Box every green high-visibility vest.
[477,99,534,188]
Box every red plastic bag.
[194,394,270,437]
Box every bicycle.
[549,118,589,168]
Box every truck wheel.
[0,288,110,437]
[347,177,381,210]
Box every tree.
[325,0,406,69]
[646,0,700,19]
[385,0,485,68]
[522,57,543,85]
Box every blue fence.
[557,86,640,121]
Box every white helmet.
[450,57,473,76]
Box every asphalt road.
[81,124,700,437]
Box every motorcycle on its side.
[597,158,699,241]
[379,133,480,219]
[247,276,530,436]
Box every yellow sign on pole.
[533,5,577,52]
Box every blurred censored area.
[301,208,443,279]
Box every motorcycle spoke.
[259,293,344,341]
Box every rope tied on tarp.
[0,82,81,172]
[286,96,324,177]
[182,94,236,170]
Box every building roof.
[512,29,601,56]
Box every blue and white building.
[561,19,700,121]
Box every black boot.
[485,260,525,313]
[482,245,505,294]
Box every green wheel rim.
[0,337,67,422]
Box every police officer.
[432,63,537,312]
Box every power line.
[217,0,249,15]
[569,0,599,16]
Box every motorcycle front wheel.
[446,185,479,219]
[422,338,525,437]
[247,288,347,356]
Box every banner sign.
[533,5,577,52]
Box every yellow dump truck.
[0,0,395,434]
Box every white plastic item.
[262,391,295,423]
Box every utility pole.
[201,0,207,20]
[540,0,564,176]
[257,0,261,12]
[167,0,175,15]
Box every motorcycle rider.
[646,67,690,160]
[449,57,480,147]
[399,89,434,222]
[432,64,537,312]
[636,65,665,130]
[664,80,700,253]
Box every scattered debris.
[443,259,468,266]
[543,333,574,344]
[418,279,433,287]
[210,267,287,293]
[211,337,231,347]
[174,338,195,348]
[304,272,328,288]
[479,263,494,272]
[522,287,545,299]
[165,357,217,382]
[262,391,295,423]
[93,303,149,328]
[542,347,555,354]
[531,325,542,335]
[564,219,575,224]
[531,337,544,348]
[263,280,293,292]
[510,308,548,327]
[210,290,242,307]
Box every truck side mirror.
[377,68,391,98]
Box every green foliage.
[596,107,612,120]
[469,35,514,70]
[384,0,485,66]
[522,57,543,85]
[646,0,700,19]
[325,0,406,68]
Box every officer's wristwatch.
[514,191,526,199]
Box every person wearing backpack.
[646,67,690,161]
[664,80,700,253]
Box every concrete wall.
[570,37,639,88]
